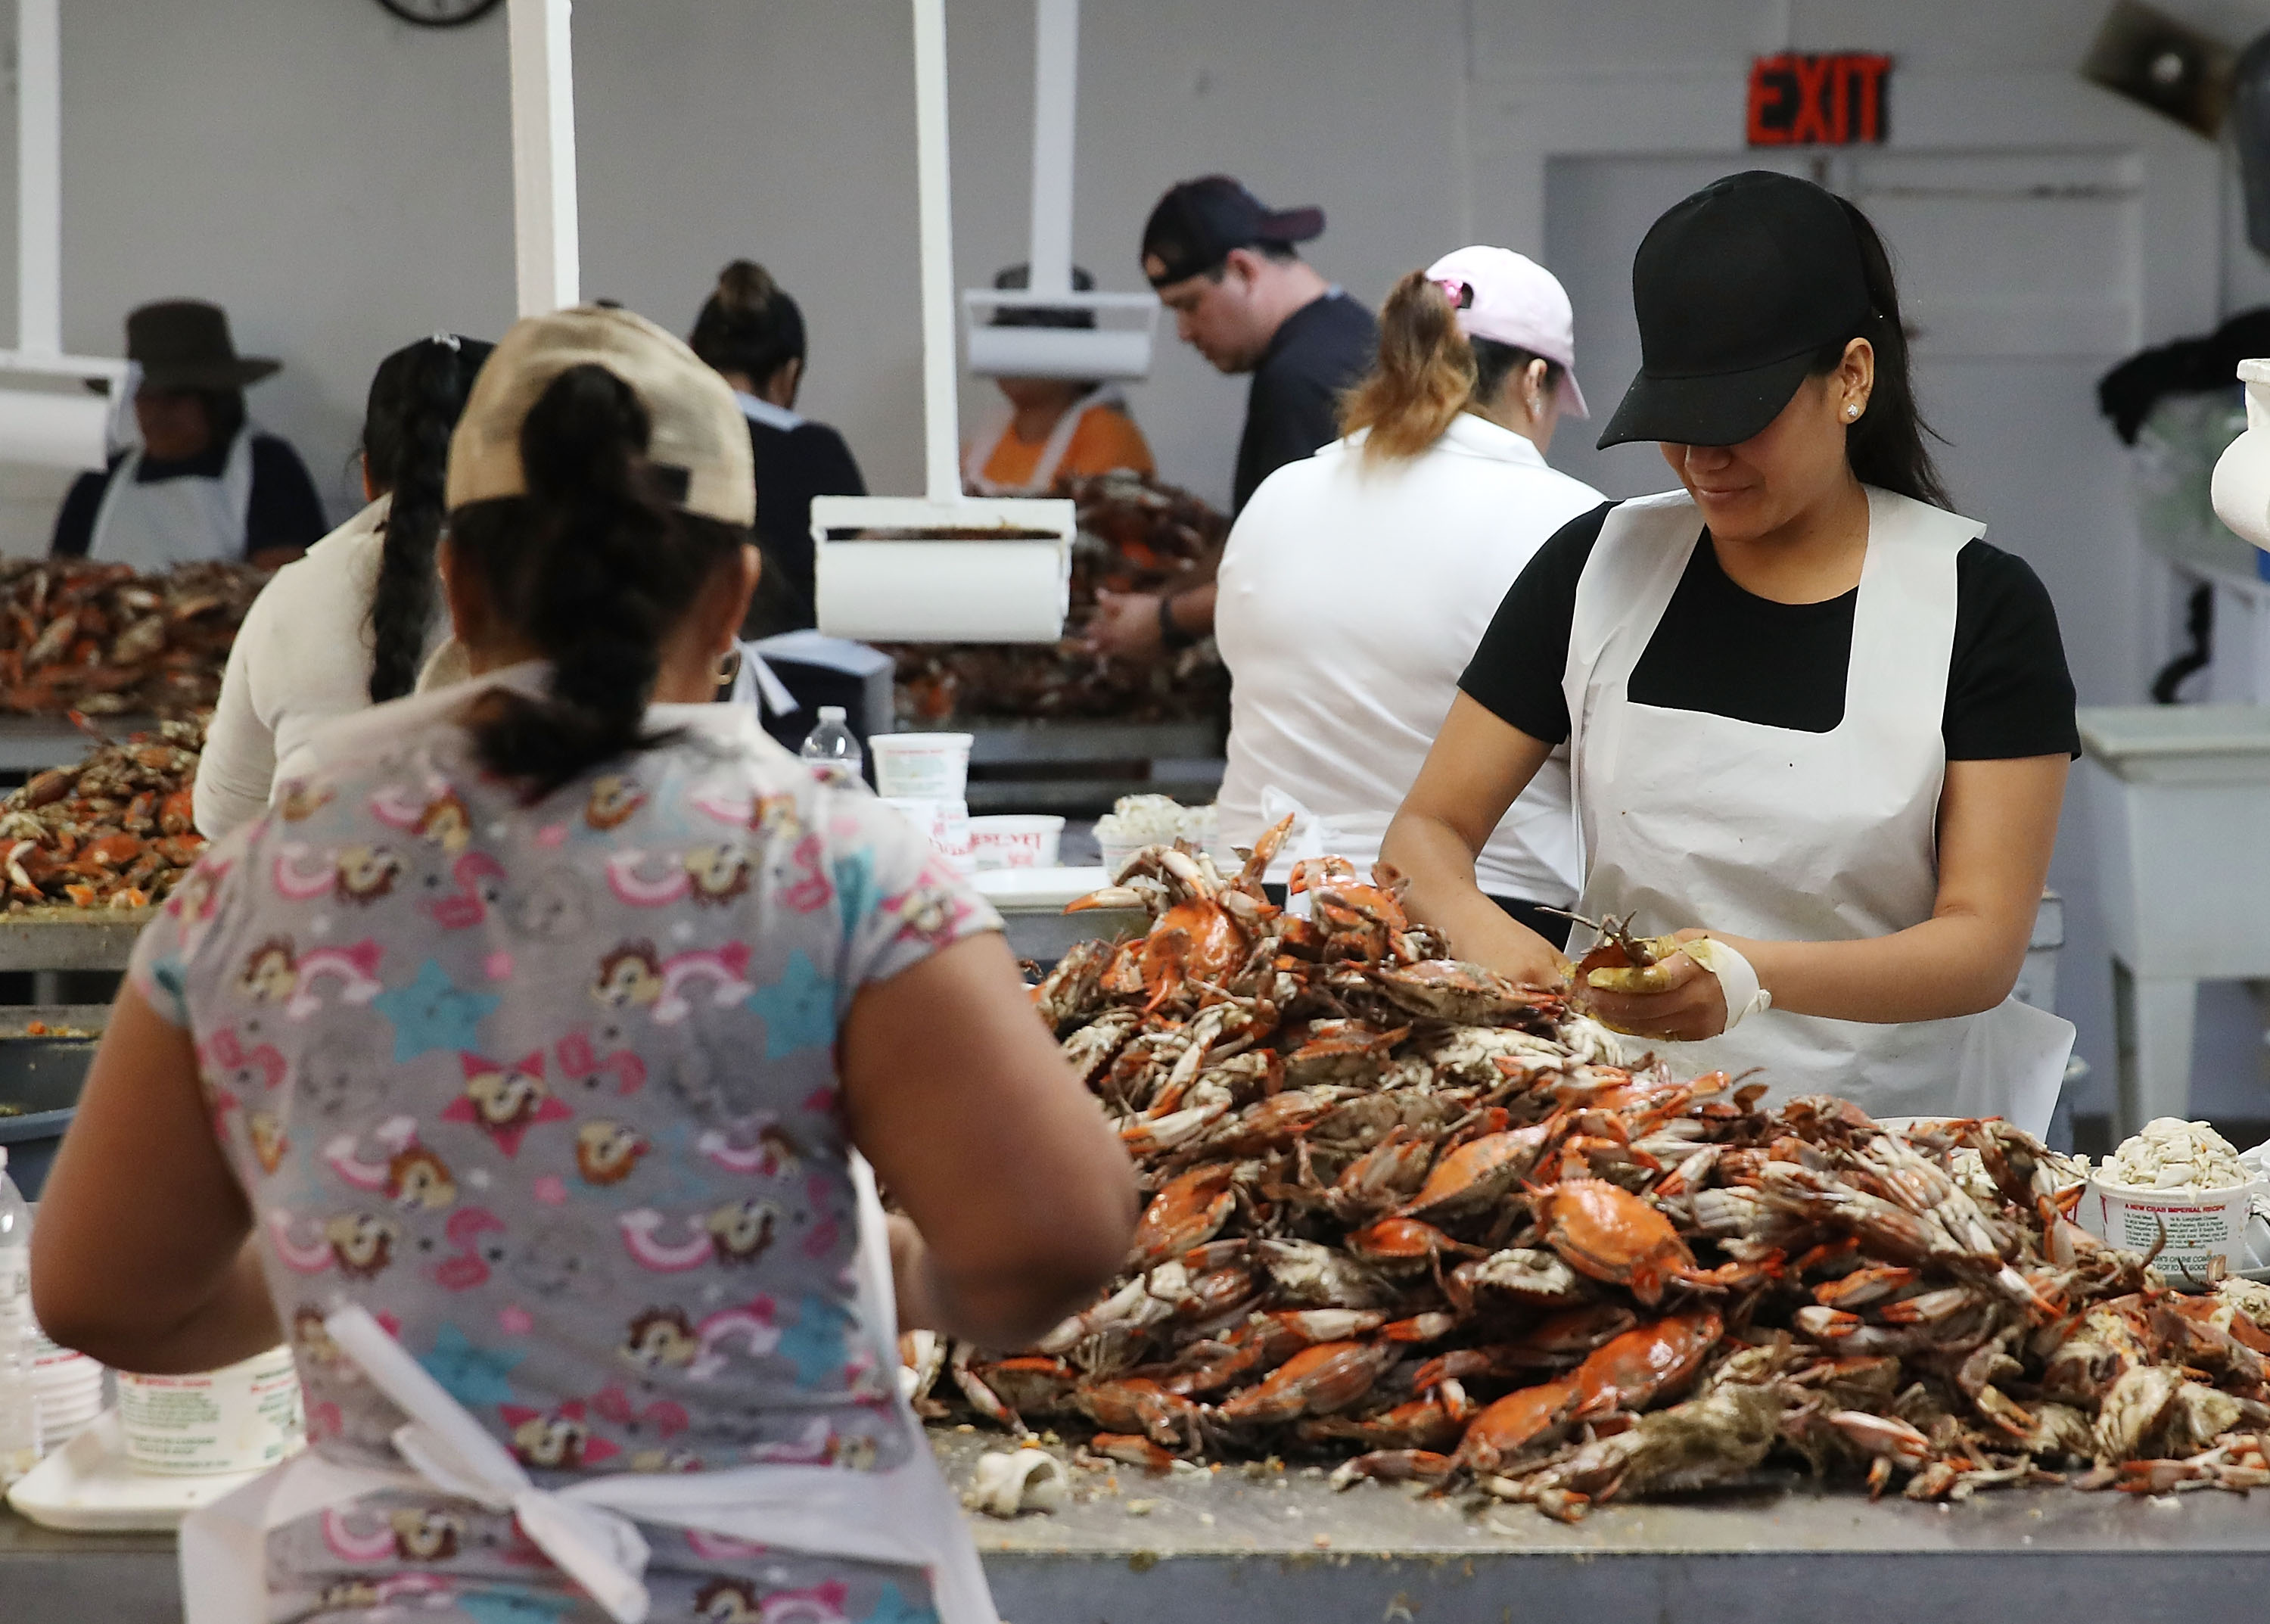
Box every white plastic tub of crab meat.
[2079,1175,2261,1290]
[116,1345,304,1476]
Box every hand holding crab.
[1556,914,1740,1042]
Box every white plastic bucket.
[969,815,1065,870]
[871,733,973,800]
[2079,1175,2262,1288]
[882,796,972,876]
[117,1344,304,1475]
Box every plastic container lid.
[817,705,847,723]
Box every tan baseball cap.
[446,303,756,527]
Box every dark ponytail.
[1811,199,1951,509]
[689,260,807,388]
[362,335,495,703]
[1339,269,1565,463]
[451,364,745,800]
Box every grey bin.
[0,1037,95,1199]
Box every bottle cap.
[818,706,847,723]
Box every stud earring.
[1846,403,1861,419]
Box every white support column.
[508,0,580,317]
[17,0,61,356]
[911,0,961,504]
[1025,0,1077,300]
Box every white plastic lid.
[817,706,847,723]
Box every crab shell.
[1566,1310,1723,1411]
[1531,1178,1696,1307]
[1214,1339,1396,1425]
[1398,1123,1558,1225]
[1454,1376,1581,1475]
[1127,1164,1238,1271]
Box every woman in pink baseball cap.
[1212,246,1603,941]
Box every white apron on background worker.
[1563,486,2073,1133]
[86,423,255,569]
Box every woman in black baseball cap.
[1384,171,2079,1131]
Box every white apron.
[179,1156,999,1624]
[86,426,256,569]
[962,385,1124,496]
[1563,487,2073,1134]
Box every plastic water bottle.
[799,706,863,789]
[0,1151,41,1484]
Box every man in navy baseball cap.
[1093,177,1376,659]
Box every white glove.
[1682,936,1771,1032]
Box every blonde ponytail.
[1339,269,1477,463]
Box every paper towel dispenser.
[811,494,1074,645]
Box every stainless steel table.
[11,1432,2270,1624]
[0,716,154,777]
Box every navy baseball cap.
[1141,176,1325,288]
[1597,171,1873,450]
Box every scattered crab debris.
[908,828,2270,1523]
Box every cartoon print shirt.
[130,673,1001,1498]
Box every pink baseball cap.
[1424,245,1589,420]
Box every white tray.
[5,1410,271,1531]
[971,865,1110,913]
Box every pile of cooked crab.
[0,715,207,910]
[0,558,264,718]
[906,821,2270,1522]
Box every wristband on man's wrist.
[1157,593,1196,649]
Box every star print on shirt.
[745,950,836,1059]
[419,1321,527,1411]
[776,1293,855,1387]
[374,960,499,1062]
[863,1581,941,1624]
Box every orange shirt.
[978,402,1155,492]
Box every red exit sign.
[1748,53,1892,146]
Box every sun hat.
[123,300,279,391]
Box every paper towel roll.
[0,387,109,471]
[816,540,1069,642]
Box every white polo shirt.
[1214,414,1603,903]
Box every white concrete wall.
[21,0,1469,534]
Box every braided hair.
[451,364,747,799]
[362,335,495,702]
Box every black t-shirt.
[50,431,328,560]
[1459,500,2079,760]
[742,412,866,637]
[1233,290,1377,514]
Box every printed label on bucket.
[2088,1186,2252,1283]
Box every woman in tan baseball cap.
[36,304,1133,1624]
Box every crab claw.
[1066,886,1147,913]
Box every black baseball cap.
[1141,176,1325,288]
[1597,171,1873,450]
